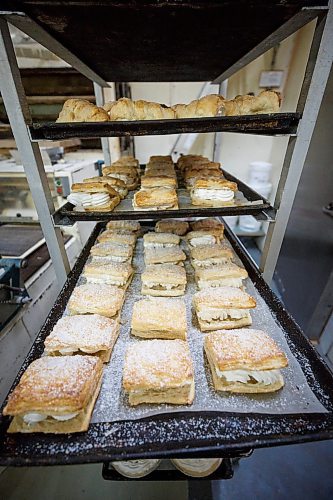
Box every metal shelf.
[29,114,300,141]
[52,170,275,225]
[0,222,333,466]
[1,2,327,83]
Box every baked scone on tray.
[44,314,119,363]
[141,175,177,190]
[190,218,224,236]
[67,283,124,318]
[143,232,180,249]
[155,219,189,236]
[123,340,194,406]
[144,247,186,266]
[131,297,187,340]
[83,176,128,199]
[133,187,178,210]
[3,355,103,433]
[83,261,134,289]
[97,230,137,247]
[190,244,234,269]
[90,242,133,263]
[67,183,120,212]
[204,329,288,393]
[141,263,187,297]
[193,286,256,332]
[195,263,248,290]
[106,220,141,233]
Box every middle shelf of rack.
[53,170,276,226]
[29,113,301,141]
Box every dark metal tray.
[1,2,327,82]
[29,114,300,141]
[53,170,275,226]
[1,222,333,466]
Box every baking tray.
[1,221,333,466]
[52,170,275,226]
[29,114,300,141]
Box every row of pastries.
[67,154,239,212]
[3,217,288,433]
[56,90,281,123]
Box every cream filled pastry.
[193,286,256,331]
[68,182,120,212]
[3,355,104,433]
[195,263,248,289]
[191,179,237,207]
[204,329,288,393]
[141,263,187,296]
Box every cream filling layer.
[91,255,128,263]
[198,277,243,289]
[193,257,230,268]
[216,368,282,386]
[194,188,234,201]
[23,411,80,424]
[190,236,216,247]
[68,192,111,207]
[86,275,127,286]
[144,281,181,290]
[144,242,176,248]
[198,308,249,322]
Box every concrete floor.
[1,440,333,499]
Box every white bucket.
[224,215,238,230]
[249,181,272,200]
[238,215,262,233]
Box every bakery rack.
[0,0,333,467]
[0,221,333,466]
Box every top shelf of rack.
[1,1,328,84]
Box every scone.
[190,244,234,269]
[67,183,120,212]
[187,230,220,247]
[123,339,194,405]
[193,286,256,332]
[83,261,134,289]
[83,176,128,199]
[97,230,137,247]
[90,242,133,263]
[144,247,186,266]
[190,218,224,237]
[141,175,177,189]
[133,188,178,210]
[106,220,141,233]
[204,329,288,393]
[67,283,124,318]
[131,297,187,340]
[3,355,103,433]
[191,179,238,207]
[143,232,180,249]
[195,263,248,289]
[155,219,189,236]
[141,264,187,296]
[148,155,174,166]
[44,314,119,362]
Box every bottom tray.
[0,222,333,466]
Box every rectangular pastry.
[155,219,189,236]
[3,355,103,433]
[144,247,186,266]
[190,244,234,269]
[123,339,194,405]
[148,155,174,166]
[44,314,119,363]
[102,165,138,190]
[106,220,141,232]
[144,168,177,179]
[195,263,248,289]
[133,188,178,210]
[67,182,120,212]
[83,261,133,288]
[143,232,180,249]
[131,297,187,340]
[111,155,139,169]
[141,175,177,189]
[191,179,238,207]
[83,176,128,199]
[190,218,224,236]
[67,283,124,318]
[204,329,288,393]
[90,242,133,263]
[141,263,187,296]
[187,230,220,247]
[193,286,256,332]
[97,230,137,247]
